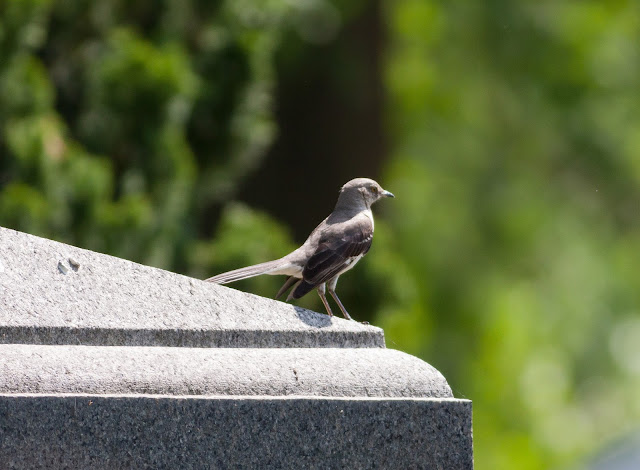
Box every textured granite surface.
[0,226,383,348]
[0,226,474,468]
[0,395,473,470]
[0,344,453,398]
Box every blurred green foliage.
[0,0,298,268]
[380,1,640,469]
[1,0,640,469]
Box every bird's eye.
[370,186,378,193]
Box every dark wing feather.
[290,222,373,299]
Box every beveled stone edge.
[0,392,472,403]
[0,344,453,398]
[0,325,385,348]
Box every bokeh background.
[2,1,640,468]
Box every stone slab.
[0,226,384,348]
[0,394,473,470]
[0,344,453,398]
[0,226,474,468]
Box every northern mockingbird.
[205,178,394,320]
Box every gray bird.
[205,178,394,320]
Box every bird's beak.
[381,190,395,198]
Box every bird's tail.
[205,259,290,284]
[289,280,315,300]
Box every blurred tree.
[240,0,387,242]
[0,0,304,272]
[378,1,640,469]
[0,0,386,308]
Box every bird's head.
[339,178,395,209]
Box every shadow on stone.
[294,306,333,328]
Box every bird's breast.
[363,209,374,231]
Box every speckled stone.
[0,226,474,469]
[0,395,473,469]
[0,344,453,398]
[0,226,383,348]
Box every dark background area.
[240,0,386,241]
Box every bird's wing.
[289,220,373,299]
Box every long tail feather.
[275,276,299,299]
[205,259,288,284]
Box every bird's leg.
[327,277,353,320]
[317,283,334,317]
[328,290,353,320]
